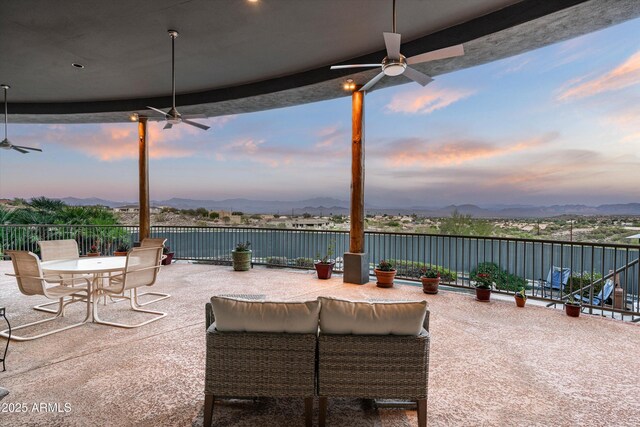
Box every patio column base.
[343,252,369,285]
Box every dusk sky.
[1,17,639,208]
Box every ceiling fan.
[146,30,210,131]
[1,84,42,154]
[330,0,465,92]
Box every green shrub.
[389,260,457,282]
[295,257,315,268]
[470,262,528,292]
[568,272,603,295]
[266,256,288,268]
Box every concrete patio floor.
[0,261,639,426]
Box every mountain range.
[55,197,640,218]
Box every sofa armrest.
[423,310,430,332]
[205,302,215,330]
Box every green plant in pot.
[420,266,440,294]
[514,288,527,307]
[374,260,396,288]
[475,272,493,302]
[87,243,100,257]
[314,242,335,280]
[114,241,130,256]
[232,241,252,271]
[565,296,581,317]
[162,245,175,265]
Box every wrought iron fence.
[1,224,638,320]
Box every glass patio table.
[41,256,127,322]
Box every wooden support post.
[350,89,365,253]
[344,88,369,284]
[138,116,150,242]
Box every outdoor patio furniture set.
[0,238,169,341]
[205,296,431,427]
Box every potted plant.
[374,260,396,288]
[474,272,492,302]
[87,244,100,257]
[161,246,175,265]
[114,242,130,256]
[565,296,581,317]
[314,242,335,280]
[514,288,527,307]
[420,266,440,294]
[232,241,252,271]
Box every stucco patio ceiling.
[2,0,639,123]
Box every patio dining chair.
[92,247,166,328]
[136,237,170,306]
[35,239,87,313]
[0,251,91,341]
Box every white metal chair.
[0,251,91,341]
[136,237,171,306]
[35,239,88,313]
[93,247,166,328]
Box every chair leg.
[92,290,167,328]
[204,394,214,427]
[417,399,427,427]
[134,287,171,307]
[319,397,328,427]
[0,293,91,341]
[304,397,313,427]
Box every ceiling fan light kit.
[330,0,465,92]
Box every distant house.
[290,218,330,229]
[113,205,161,214]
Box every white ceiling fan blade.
[146,106,169,117]
[182,119,210,131]
[12,145,42,152]
[11,146,29,154]
[403,67,433,86]
[330,64,381,70]
[359,72,386,92]
[163,123,173,130]
[407,44,465,65]
[383,32,402,60]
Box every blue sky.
[1,16,639,207]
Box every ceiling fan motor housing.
[382,55,407,76]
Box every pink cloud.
[386,132,558,167]
[557,50,640,101]
[386,84,476,114]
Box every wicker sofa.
[204,296,430,427]
[204,299,317,427]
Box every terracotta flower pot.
[87,252,100,257]
[475,287,491,302]
[314,262,335,280]
[162,252,174,265]
[515,295,526,307]
[374,269,396,288]
[565,303,581,317]
[114,251,128,257]
[421,277,440,294]
[232,250,252,271]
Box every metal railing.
[1,224,639,320]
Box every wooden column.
[350,89,365,253]
[138,116,150,241]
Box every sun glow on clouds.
[557,50,640,100]
[385,132,558,167]
[386,84,476,114]
[41,115,237,161]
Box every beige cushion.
[211,296,319,333]
[319,297,427,336]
